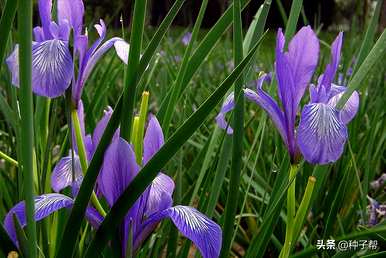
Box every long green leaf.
[56,1,186,257]
[120,0,148,140]
[83,36,264,257]
[0,0,17,73]
[18,0,37,257]
[352,0,383,74]
[284,0,303,42]
[220,0,244,256]
[157,0,251,120]
[161,0,209,137]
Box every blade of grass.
[18,0,36,257]
[160,0,209,137]
[83,37,264,257]
[220,0,244,256]
[336,29,386,109]
[56,1,188,256]
[352,0,383,74]
[157,0,252,120]
[284,0,303,42]
[120,0,148,140]
[0,0,17,73]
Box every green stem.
[120,0,148,141]
[71,109,106,217]
[0,150,18,167]
[291,176,316,252]
[284,0,303,43]
[280,164,297,258]
[18,0,37,257]
[220,0,244,256]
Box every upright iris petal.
[57,0,85,37]
[98,137,140,206]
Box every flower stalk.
[18,0,37,256]
[280,164,298,258]
[71,109,106,217]
[0,150,18,167]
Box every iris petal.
[244,74,287,146]
[145,173,175,217]
[7,40,73,98]
[98,137,139,206]
[74,37,123,102]
[57,0,84,36]
[297,103,348,164]
[114,40,130,65]
[51,155,83,193]
[38,0,53,38]
[328,88,359,124]
[143,115,165,164]
[215,92,235,134]
[31,39,73,97]
[320,32,343,91]
[286,26,320,105]
[4,193,73,245]
[145,206,222,258]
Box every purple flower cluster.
[216,26,359,164]
[6,0,128,104]
[4,107,222,258]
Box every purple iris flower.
[6,0,126,102]
[216,26,359,164]
[181,32,192,46]
[4,108,221,258]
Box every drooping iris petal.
[145,206,222,258]
[215,92,235,134]
[143,115,165,164]
[98,137,140,206]
[145,173,175,217]
[243,74,288,146]
[297,103,348,164]
[51,154,83,193]
[32,39,73,97]
[57,0,84,36]
[286,25,319,105]
[320,32,343,91]
[74,37,123,102]
[114,40,130,64]
[327,86,359,124]
[7,40,73,97]
[4,194,73,245]
[38,0,53,38]
[133,193,173,251]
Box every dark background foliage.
[77,0,385,31]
